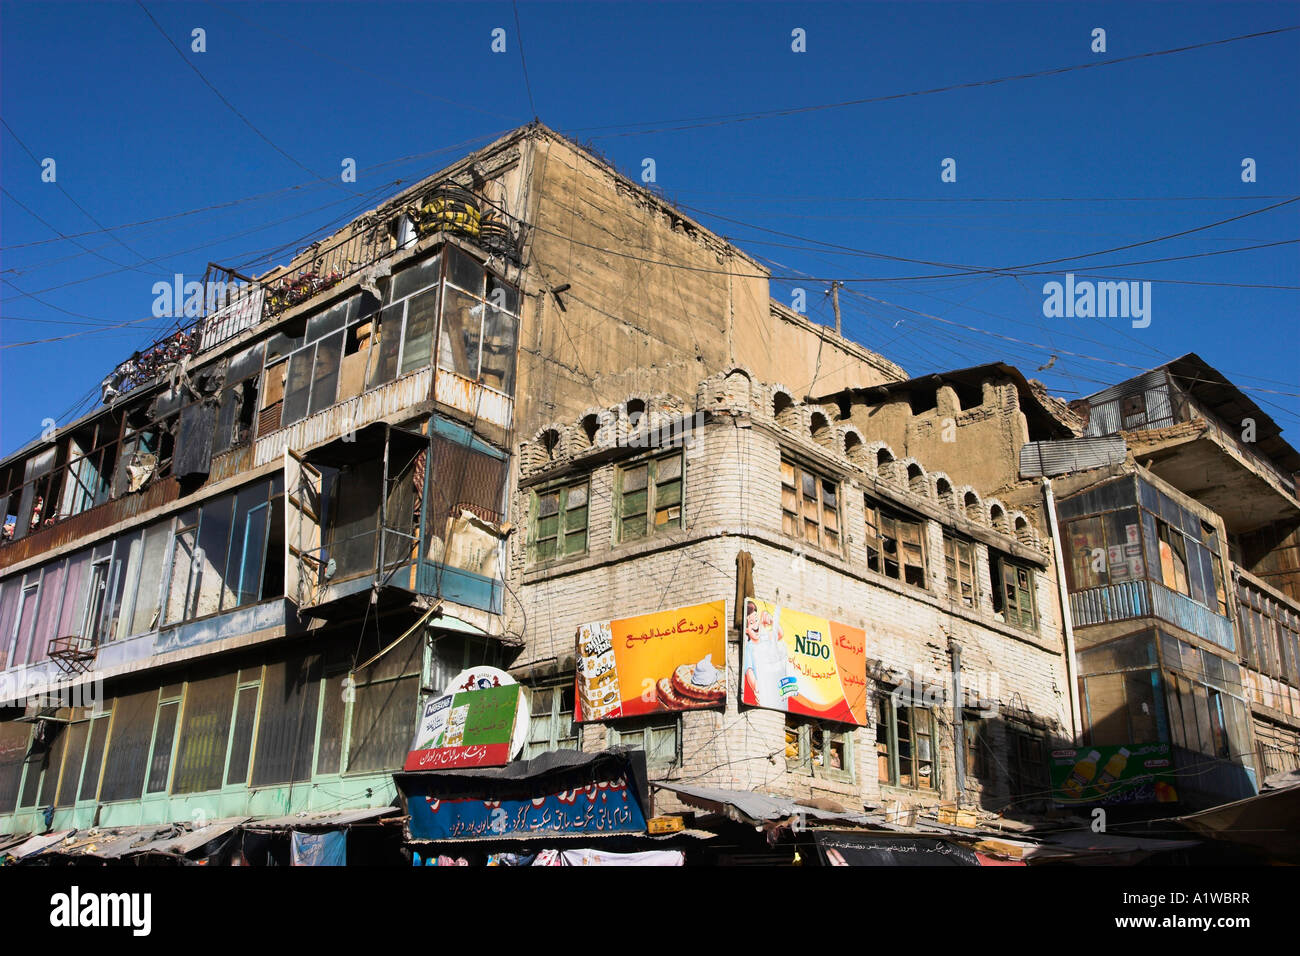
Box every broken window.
[606,714,680,771]
[785,715,854,782]
[530,478,589,563]
[864,498,926,587]
[782,459,840,554]
[617,451,683,543]
[426,427,508,568]
[964,713,992,781]
[944,533,978,607]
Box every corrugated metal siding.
[1150,582,1236,651]
[0,478,180,573]
[254,367,433,466]
[434,371,514,429]
[1020,436,1127,478]
[1070,581,1151,627]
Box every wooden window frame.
[781,458,841,554]
[876,694,939,792]
[785,715,854,783]
[523,681,581,758]
[615,450,683,544]
[864,498,926,588]
[993,555,1038,632]
[944,533,978,608]
[606,713,681,771]
[529,478,590,565]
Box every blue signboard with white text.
[406,777,647,841]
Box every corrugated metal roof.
[245,806,398,830]
[654,782,878,828]
[1019,436,1127,478]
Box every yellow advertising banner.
[740,598,867,725]
[575,601,727,721]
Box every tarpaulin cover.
[814,831,980,867]
[560,848,684,866]
[291,830,347,866]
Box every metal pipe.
[1042,476,1083,742]
[950,639,965,796]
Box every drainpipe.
[1042,477,1083,743]
[949,639,965,797]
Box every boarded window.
[251,655,321,788]
[100,690,160,802]
[172,674,237,794]
[427,432,506,534]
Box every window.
[963,714,992,781]
[876,694,937,791]
[785,715,854,782]
[171,674,238,794]
[162,510,200,626]
[781,458,840,552]
[523,684,580,758]
[617,451,682,543]
[1010,731,1048,809]
[991,556,1037,631]
[608,715,680,771]
[346,633,422,774]
[864,499,926,587]
[145,690,181,794]
[529,480,589,563]
[944,534,978,607]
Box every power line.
[133,0,346,192]
[562,25,1300,137]
[512,0,539,119]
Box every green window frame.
[864,498,926,587]
[781,458,841,553]
[944,533,978,608]
[784,715,854,783]
[523,683,580,758]
[616,451,682,543]
[992,556,1037,632]
[529,479,589,563]
[876,694,938,791]
[607,714,680,771]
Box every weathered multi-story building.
[0,123,1292,861]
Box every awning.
[654,782,878,829]
[1171,778,1300,862]
[244,807,399,830]
[813,831,981,867]
[95,818,249,859]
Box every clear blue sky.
[2,1,1297,458]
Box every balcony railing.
[98,181,525,406]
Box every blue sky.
[2,0,1297,458]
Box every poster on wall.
[1048,742,1178,806]
[574,600,727,721]
[740,598,867,726]
[404,683,522,771]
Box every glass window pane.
[366,304,404,389]
[479,307,518,394]
[172,673,237,794]
[146,702,178,793]
[485,275,520,314]
[227,685,261,785]
[281,345,315,426]
[400,287,440,377]
[446,247,484,296]
[308,332,344,416]
[438,287,484,379]
[55,721,89,808]
[252,655,322,787]
[163,527,198,626]
[390,253,440,302]
[194,497,235,618]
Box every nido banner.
[574,601,727,721]
[1049,742,1178,806]
[740,598,867,726]
[404,684,520,771]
